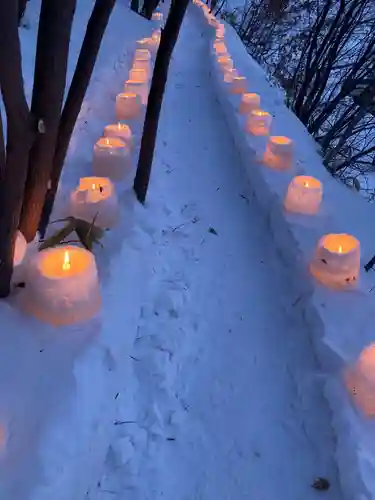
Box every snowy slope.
[89,7,343,500]
[0,3,155,500]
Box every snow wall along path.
[0,5,161,500]
[193,4,375,500]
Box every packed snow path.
[95,8,342,500]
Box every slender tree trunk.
[19,0,77,242]
[0,0,32,297]
[134,0,189,203]
[38,0,116,238]
[141,0,160,19]
[131,0,139,12]
[18,0,28,23]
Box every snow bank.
[192,4,375,500]
[0,3,156,499]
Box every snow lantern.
[69,177,119,229]
[217,55,233,71]
[284,176,322,215]
[104,123,133,150]
[230,76,247,95]
[263,136,293,169]
[152,11,163,22]
[93,137,131,183]
[134,48,151,62]
[124,79,149,105]
[216,23,225,38]
[345,344,375,417]
[310,233,360,288]
[22,246,101,326]
[116,93,142,121]
[129,67,148,82]
[224,68,238,84]
[239,93,261,115]
[213,40,227,56]
[246,110,272,136]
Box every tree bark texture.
[134,0,190,203]
[38,0,116,238]
[19,0,77,242]
[0,0,32,296]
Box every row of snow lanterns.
[17,22,163,327]
[197,0,375,417]
[206,12,360,291]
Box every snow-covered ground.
[3,1,375,499]
[91,9,341,500]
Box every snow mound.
[194,5,375,500]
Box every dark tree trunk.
[131,0,139,13]
[134,0,189,203]
[0,0,32,297]
[141,0,160,19]
[19,0,77,242]
[18,0,28,23]
[38,0,116,238]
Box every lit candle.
[310,233,360,288]
[230,76,247,95]
[129,67,148,82]
[104,123,133,150]
[263,136,293,169]
[22,246,101,326]
[284,176,322,214]
[345,344,375,417]
[124,79,149,106]
[152,11,163,21]
[239,93,260,114]
[93,137,131,182]
[116,92,142,121]
[69,177,119,229]
[246,109,272,136]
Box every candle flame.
[338,245,343,253]
[62,251,71,271]
[92,183,97,190]
[304,182,309,188]
[105,138,110,145]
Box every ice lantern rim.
[319,233,360,254]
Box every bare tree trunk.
[0,0,32,297]
[38,0,116,238]
[18,0,28,23]
[141,0,160,19]
[19,0,77,242]
[131,0,139,12]
[134,0,189,203]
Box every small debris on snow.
[208,227,218,235]
[311,477,330,491]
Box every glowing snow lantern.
[239,93,261,115]
[263,136,293,169]
[230,76,247,95]
[116,93,142,121]
[217,55,233,71]
[246,110,272,136]
[224,68,238,84]
[129,67,148,82]
[152,11,163,21]
[69,177,119,229]
[124,79,149,105]
[93,137,131,182]
[284,176,322,215]
[104,123,133,150]
[310,233,360,288]
[134,48,151,61]
[22,246,101,326]
[214,40,227,55]
[345,344,375,417]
